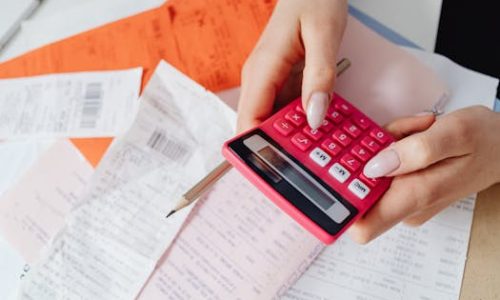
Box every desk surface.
[462,183,500,300]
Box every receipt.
[0,68,142,139]
[0,140,93,264]
[17,61,236,299]
[138,169,323,299]
[284,196,476,300]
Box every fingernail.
[414,111,435,117]
[306,92,329,130]
[363,149,400,178]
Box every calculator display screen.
[257,146,335,210]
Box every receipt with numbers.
[0,68,142,139]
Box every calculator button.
[353,115,371,130]
[341,154,361,172]
[273,118,295,136]
[360,172,379,187]
[348,179,371,199]
[303,126,324,141]
[361,136,381,153]
[285,110,306,126]
[291,133,312,151]
[328,163,351,183]
[327,110,344,124]
[335,100,353,116]
[321,138,342,156]
[343,122,362,138]
[309,147,331,167]
[351,145,371,162]
[295,103,305,113]
[370,129,390,145]
[319,119,334,132]
[332,130,352,147]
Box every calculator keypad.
[264,94,392,202]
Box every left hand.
[349,106,500,244]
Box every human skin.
[236,0,500,244]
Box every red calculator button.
[361,136,381,153]
[353,115,371,130]
[285,110,306,127]
[332,130,352,147]
[327,110,344,124]
[348,179,370,200]
[360,172,379,187]
[319,119,334,132]
[295,103,305,113]
[321,138,342,156]
[341,153,361,172]
[273,118,295,136]
[343,122,362,138]
[303,126,324,141]
[291,133,312,151]
[335,100,353,116]
[351,145,371,162]
[370,129,390,145]
[309,147,331,167]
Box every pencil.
[166,58,352,218]
[166,161,232,218]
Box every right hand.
[237,0,348,132]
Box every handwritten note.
[0,68,142,140]
[17,60,236,299]
[139,169,323,299]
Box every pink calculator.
[222,94,394,244]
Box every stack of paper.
[0,0,498,299]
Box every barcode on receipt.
[80,82,103,129]
[147,129,190,162]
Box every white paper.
[138,169,323,299]
[0,140,54,196]
[0,140,92,299]
[0,68,142,139]
[0,140,94,264]
[0,236,26,300]
[17,61,236,299]
[284,196,476,300]
[405,47,499,113]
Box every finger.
[300,1,347,129]
[350,156,470,244]
[363,113,473,178]
[402,200,451,227]
[236,2,304,132]
[384,113,436,140]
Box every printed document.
[0,140,93,264]
[0,68,142,139]
[16,61,235,299]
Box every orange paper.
[0,0,276,166]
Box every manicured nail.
[414,111,435,117]
[363,149,400,178]
[306,92,329,130]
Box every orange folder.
[0,0,276,167]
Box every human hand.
[237,0,348,132]
[350,106,500,244]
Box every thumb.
[300,4,347,130]
[363,114,467,178]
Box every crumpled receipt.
[17,60,236,299]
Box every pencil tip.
[166,210,176,218]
